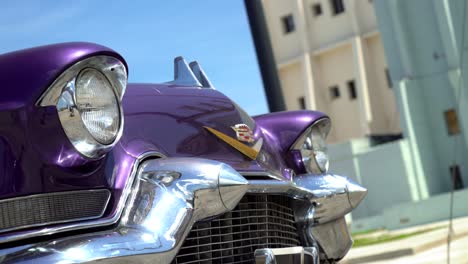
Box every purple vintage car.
[0,43,366,264]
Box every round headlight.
[41,56,127,159]
[75,68,120,144]
[291,118,331,174]
[303,127,329,172]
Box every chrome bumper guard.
[0,158,366,263]
[255,246,319,264]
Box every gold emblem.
[204,126,263,160]
[231,124,254,143]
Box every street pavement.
[341,216,468,264]
[362,235,468,264]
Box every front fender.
[253,110,328,154]
[0,42,127,107]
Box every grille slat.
[208,214,297,224]
[212,208,295,219]
[174,194,301,264]
[178,244,299,264]
[187,221,297,234]
[176,242,301,258]
[185,228,299,241]
[0,189,110,233]
[180,235,301,250]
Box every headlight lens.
[292,118,330,174]
[76,68,120,144]
[39,55,127,159]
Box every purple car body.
[0,43,365,264]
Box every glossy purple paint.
[0,42,127,107]
[119,83,284,175]
[254,111,328,174]
[254,110,328,152]
[0,42,327,238]
[0,43,128,211]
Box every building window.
[330,0,345,15]
[281,14,295,34]
[385,68,393,88]
[444,109,460,135]
[329,85,340,100]
[298,96,306,109]
[347,80,357,99]
[450,165,464,190]
[312,3,322,16]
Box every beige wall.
[263,0,402,143]
[304,0,355,49]
[315,44,363,142]
[278,62,305,110]
[354,0,378,34]
[263,0,303,63]
[265,0,378,58]
[365,35,401,134]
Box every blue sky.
[0,0,269,115]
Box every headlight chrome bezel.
[290,118,331,174]
[37,56,127,158]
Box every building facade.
[326,0,468,231]
[262,0,468,231]
[375,0,468,196]
[262,0,401,143]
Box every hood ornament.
[204,124,263,160]
[231,124,254,143]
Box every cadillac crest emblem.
[231,124,254,143]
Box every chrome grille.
[174,194,301,264]
[0,189,110,233]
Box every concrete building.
[329,0,468,231]
[262,0,468,231]
[375,0,468,197]
[262,0,402,144]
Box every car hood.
[119,83,290,180]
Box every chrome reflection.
[247,174,367,224]
[38,55,127,158]
[166,57,202,87]
[0,158,249,263]
[249,173,367,261]
[0,159,366,263]
[0,151,165,245]
[189,61,214,89]
[255,248,278,264]
[254,246,320,264]
[309,217,352,261]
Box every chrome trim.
[0,189,110,234]
[175,194,301,262]
[0,158,249,263]
[239,170,285,181]
[38,56,127,105]
[290,117,331,174]
[0,159,366,263]
[247,175,366,224]
[189,61,214,89]
[290,118,330,150]
[248,173,366,260]
[255,248,278,264]
[0,151,166,244]
[308,217,353,261]
[254,246,320,264]
[166,56,202,87]
[37,55,128,158]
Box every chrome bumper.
[0,158,366,263]
[255,246,319,264]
